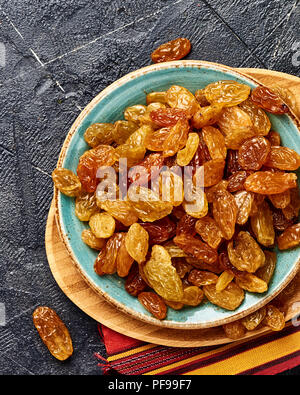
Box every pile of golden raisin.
[52,78,300,339]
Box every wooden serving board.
[45,68,300,347]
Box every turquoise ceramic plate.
[54,61,300,329]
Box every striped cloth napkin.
[95,321,300,375]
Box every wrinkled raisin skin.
[151,38,191,63]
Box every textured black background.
[0,0,299,375]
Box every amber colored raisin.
[227,231,265,273]
[227,171,251,193]
[128,152,165,186]
[202,126,227,160]
[264,146,300,171]
[81,228,105,250]
[116,235,135,278]
[172,258,192,278]
[125,263,147,296]
[128,185,173,222]
[239,98,271,136]
[267,130,281,146]
[151,38,191,63]
[282,188,300,219]
[162,118,190,157]
[77,145,118,193]
[241,307,267,331]
[268,190,291,209]
[52,168,82,197]
[256,251,276,285]
[89,212,116,239]
[215,270,235,292]
[94,233,123,275]
[203,282,244,311]
[191,103,224,129]
[84,123,114,147]
[195,216,223,249]
[251,86,289,114]
[244,172,297,195]
[173,233,218,264]
[188,269,218,286]
[277,223,300,250]
[33,306,73,361]
[124,105,147,123]
[150,107,187,127]
[146,91,167,105]
[250,200,275,247]
[212,189,238,240]
[235,272,268,293]
[181,286,204,306]
[165,85,199,119]
[144,127,170,151]
[125,223,149,263]
[176,132,200,166]
[262,304,285,331]
[138,292,167,320]
[235,190,254,225]
[204,80,251,107]
[217,107,255,150]
[193,158,225,188]
[238,136,271,171]
[143,245,184,302]
[223,321,246,340]
[75,192,99,221]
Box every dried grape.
[176,132,199,166]
[125,223,149,263]
[162,118,190,157]
[165,85,199,119]
[203,282,244,311]
[277,223,300,250]
[84,123,114,147]
[223,321,246,339]
[204,80,251,107]
[52,168,81,197]
[264,146,300,171]
[217,107,255,150]
[251,86,289,114]
[244,172,297,195]
[227,231,265,273]
[202,126,227,160]
[81,228,105,250]
[250,200,275,247]
[239,98,271,136]
[89,212,116,239]
[138,292,167,320]
[241,307,266,331]
[33,306,73,361]
[75,192,99,221]
[151,38,191,63]
[191,103,224,129]
[143,245,184,302]
[238,136,271,171]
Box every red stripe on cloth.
[112,346,209,375]
[100,324,144,355]
[239,350,300,375]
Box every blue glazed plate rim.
[53,60,300,329]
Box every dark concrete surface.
[0,0,299,375]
